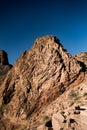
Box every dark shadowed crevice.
[78,61,86,72]
[45,120,52,127]
[3,83,15,104]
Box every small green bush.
[44,115,50,121]
[0,104,6,112]
[43,115,52,123]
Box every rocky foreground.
[0,36,87,130]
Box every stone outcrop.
[0,50,12,86]
[0,36,86,129]
[0,50,9,65]
[0,36,84,117]
[74,52,87,69]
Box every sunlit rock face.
[0,36,86,130]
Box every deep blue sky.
[0,0,87,64]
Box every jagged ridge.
[0,36,86,130]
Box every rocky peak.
[32,35,70,60]
[0,50,9,65]
[0,36,85,129]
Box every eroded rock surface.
[74,52,87,69]
[44,75,87,130]
[0,36,86,129]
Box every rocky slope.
[0,36,86,130]
[37,73,87,130]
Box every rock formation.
[44,75,87,130]
[74,52,87,69]
[0,50,9,65]
[0,36,86,130]
[0,50,12,86]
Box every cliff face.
[0,50,12,86]
[0,36,84,118]
[0,36,86,129]
[0,50,9,65]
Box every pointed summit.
[0,36,85,129]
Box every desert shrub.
[44,115,51,122]
[0,104,6,118]
[69,90,78,98]
[43,115,52,128]
[0,104,6,112]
